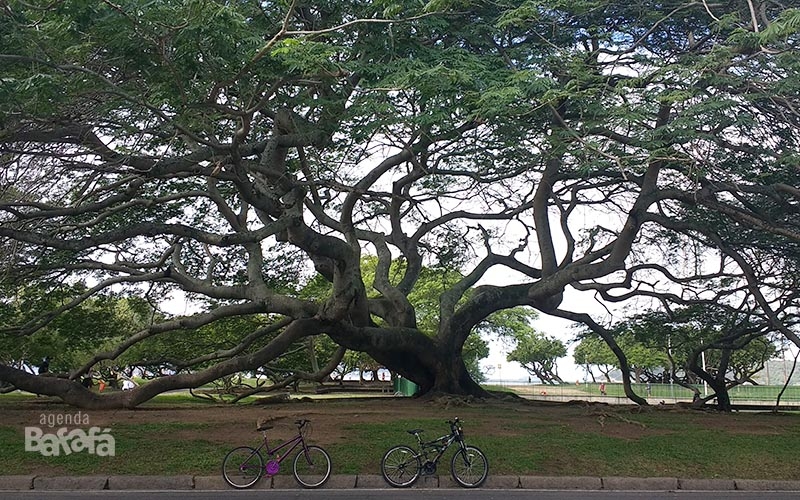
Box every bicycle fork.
[455,443,472,466]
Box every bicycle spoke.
[222,446,263,489]
[451,446,488,488]
[293,445,331,488]
[381,445,420,488]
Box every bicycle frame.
[224,418,332,490]
[244,421,311,475]
[412,419,465,470]
[258,433,304,463]
[420,434,454,461]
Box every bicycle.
[381,417,488,488]
[222,418,331,489]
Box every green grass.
[0,421,231,475]
[2,391,800,479]
[321,411,800,480]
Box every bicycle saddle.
[407,429,424,435]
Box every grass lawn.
[1,391,799,480]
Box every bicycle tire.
[381,445,421,488]
[292,445,332,488]
[222,446,263,489]
[451,445,488,488]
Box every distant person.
[599,382,607,396]
[38,356,50,375]
[646,382,652,396]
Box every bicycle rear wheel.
[222,446,263,489]
[381,445,421,488]
[451,445,488,488]
[292,445,332,488]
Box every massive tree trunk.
[430,354,487,396]
[326,320,489,397]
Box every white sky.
[482,314,581,382]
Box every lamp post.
[700,342,708,397]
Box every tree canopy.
[506,327,566,384]
[1,0,799,408]
[573,305,778,400]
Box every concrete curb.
[678,478,736,491]
[603,476,679,491]
[520,475,601,490]
[107,475,194,490]
[0,477,33,491]
[735,479,800,491]
[1,475,799,491]
[33,476,108,491]
[353,474,385,488]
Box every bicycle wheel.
[222,446,263,489]
[381,445,421,488]
[292,445,332,488]
[451,445,488,488]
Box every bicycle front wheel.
[222,446,263,489]
[293,445,332,488]
[381,445,421,488]
[451,445,488,488]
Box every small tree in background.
[507,330,567,384]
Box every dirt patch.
[0,395,684,445]
[0,394,781,448]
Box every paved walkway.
[2,475,800,492]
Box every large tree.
[1,1,799,408]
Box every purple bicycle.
[222,419,331,489]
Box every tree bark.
[554,310,648,406]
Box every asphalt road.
[1,491,799,500]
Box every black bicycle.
[381,417,488,488]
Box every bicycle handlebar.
[448,417,463,437]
